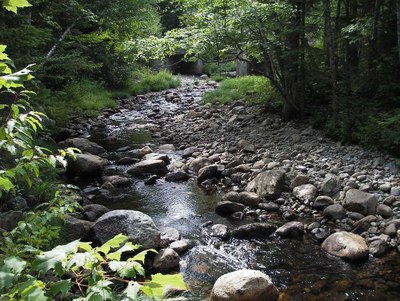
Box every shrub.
[202,76,283,109]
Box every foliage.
[203,76,283,109]
[37,80,116,126]
[0,234,187,300]
[128,69,181,96]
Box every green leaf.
[124,281,141,300]
[0,271,16,290]
[108,261,136,278]
[32,240,80,275]
[132,249,157,264]
[141,273,187,299]
[1,0,31,13]
[49,279,72,297]
[1,256,26,274]
[17,277,48,301]
[106,242,140,261]
[0,45,10,60]
[97,233,127,255]
[0,176,15,194]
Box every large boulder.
[60,137,106,155]
[165,170,190,182]
[293,184,318,202]
[245,171,286,199]
[91,210,160,249]
[127,159,168,177]
[210,269,279,301]
[0,211,24,231]
[67,154,108,178]
[232,223,277,239]
[321,231,369,261]
[343,189,377,216]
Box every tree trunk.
[323,0,339,123]
[397,0,400,62]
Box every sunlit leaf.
[124,281,141,300]
[1,0,31,13]
[141,273,187,299]
[97,233,127,255]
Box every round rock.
[321,231,369,261]
[210,269,279,301]
[91,210,160,249]
[152,248,180,272]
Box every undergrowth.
[203,76,283,109]
[38,80,116,126]
[118,69,180,96]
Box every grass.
[38,80,116,126]
[202,76,283,108]
[113,69,180,97]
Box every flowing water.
[75,80,400,301]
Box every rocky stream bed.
[55,77,400,300]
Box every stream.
[68,77,400,301]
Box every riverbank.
[58,76,400,300]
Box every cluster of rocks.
[31,77,400,298]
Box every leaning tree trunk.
[323,0,339,123]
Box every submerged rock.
[321,231,369,261]
[210,269,279,301]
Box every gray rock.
[390,186,400,196]
[323,204,346,220]
[197,165,221,183]
[165,170,190,182]
[232,223,277,239]
[169,239,191,254]
[127,159,168,176]
[369,239,388,257]
[83,204,110,222]
[67,154,108,178]
[138,146,153,157]
[384,223,397,237]
[210,269,279,301]
[258,202,280,212]
[152,248,180,272]
[293,184,318,202]
[313,196,334,210]
[188,157,214,173]
[352,215,378,234]
[160,227,181,246]
[103,175,131,187]
[322,231,369,261]
[91,210,160,249]
[6,196,28,211]
[222,191,240,203]
[343,189,377,216]
[245,170,286,199]
[215,201,245,216]
[0,211,24,231]
[60,137,106,155]
[210,224,230,239]
[376,203,393,218]
[158,144,175,153]
[237,192,261,207]
[60,215,93,243]
[311,228,330,242]
[290,175,310,189]
[282,210,297,221]
[276,221,304,238]
[321,174,341,196]
[182,146,199,159]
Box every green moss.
[203,76,283,109]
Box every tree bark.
[323,0,339,123]
[45,18,80,59]
[397,0,400,62]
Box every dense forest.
[0,0,400,300]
